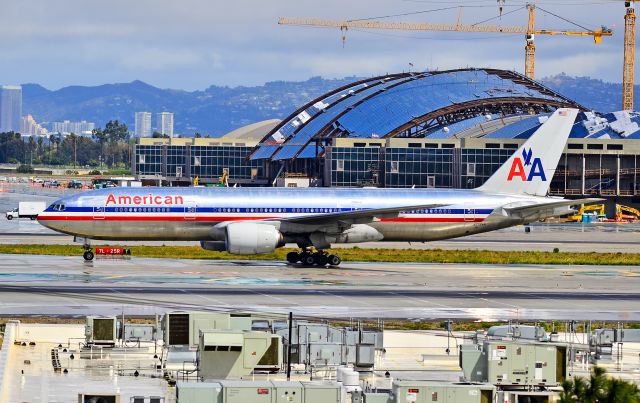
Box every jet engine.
[224,222,284,255]
[199,241,226,251]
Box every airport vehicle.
[92,178,118,189]
[38,109,599,264]
[615,203,640,222]
[567,204,606,222]
[67,180,84,189]
[6,201,47,220]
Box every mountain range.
[21,73,631,136]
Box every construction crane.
[623,1,636,111]
[279,4,612,80]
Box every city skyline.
[0,1,632,91]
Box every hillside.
[21,73,631,136]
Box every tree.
[560,367,640,403]
[92,128,108,168]
[16,164,34,173]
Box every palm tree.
[585,366,608,402]
[604,378,640,403]
[559,367,640,403]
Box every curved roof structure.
[221,119,281,141]
[250,68,585,161]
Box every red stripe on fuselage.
[38,214,485,223]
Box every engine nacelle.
[334,224,384,243]
[199,241,226,252]
[225,222,284,255]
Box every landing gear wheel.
[286,252,300,264]
[313,252,328,266]
[83,250,94,261]
[327,254,341,266]
[301,253,315,266]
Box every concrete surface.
[0,254,637,320]
[2,322,173,403]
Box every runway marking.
[456,292,521,309]
[248,289,302,306]
[179,289,231,307]
[203,277,239,282]
[316,290,371,307]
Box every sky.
[0,0,631,90]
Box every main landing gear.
[286,250,341,267]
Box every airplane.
[38,108,600,265]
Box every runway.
[0,254,638,321]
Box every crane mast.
[623,3,636,111]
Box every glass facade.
[135,143,264,182]
[329,147,382,187]
[385,148,453,188]
[167,146,187,177]
[327,146,515,189]
[136,145,163,176]
[460,149,512,189]
[191,146,263,180]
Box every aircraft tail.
[477,108,578,196]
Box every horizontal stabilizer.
[502,198,604,217]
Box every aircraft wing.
[501,198,603,218]
[274,203,446,226]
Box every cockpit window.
[48,203,66,211]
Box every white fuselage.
[38,187,554,242]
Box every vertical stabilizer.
[477,108,578,196]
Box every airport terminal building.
[133,68,640,200]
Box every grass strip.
[0,244,638,265]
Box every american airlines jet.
[39,108,598,265]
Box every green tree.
[560,367,640,403]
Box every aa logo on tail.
[507,148,547,182]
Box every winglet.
[477,108,578,196]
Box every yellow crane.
[279,4,612,80]
[623,1,636,111]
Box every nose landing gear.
[286,249,341,267]
[82,244,94,261]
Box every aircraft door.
[184,201,196,221]
[464,208,475,222]
[93,206,105,220]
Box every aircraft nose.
[37,215,63,232]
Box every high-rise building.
[0,85,22,133]
[156,112,174,137]
[135,112,152,138]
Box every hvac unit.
[255,334,282,372]
[77,394,120,403]
[165,313,190,346]
[85,316,117,346]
